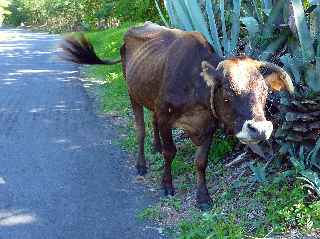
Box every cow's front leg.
[194,131,214,210]
[159,124,176,196]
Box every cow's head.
[201,56,294,144]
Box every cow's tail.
[60,33,121,65]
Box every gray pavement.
[0,29,163,239]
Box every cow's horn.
[259,61,295,94]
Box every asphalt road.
[0,28,163,239]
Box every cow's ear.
[257,61,295,94]
[201,61,221,87]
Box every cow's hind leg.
[152,114,162,154]
[194,130,214,211]
[158,117,176,196]
[130,97,147,176]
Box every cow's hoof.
[196,191,213,211]
[136,165,147,176]
[163,186,175,196]
[197,202,213,211]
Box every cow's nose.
[236,120,273,144]
[247,122,259,134]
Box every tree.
[0,0,10,25]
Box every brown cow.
[61,22,294,210]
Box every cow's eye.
[224,98,229,103]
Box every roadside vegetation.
[2,0,163,32]
[2,0,320,238]
[81,24,320,238]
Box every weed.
[178,211,244,239]
[160,197,182,211]
[256,180,320,233]
[138,206,162,221]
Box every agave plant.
[156,0,242,57]
[273,1,320,160]
[156,0,292,59]
[240,0,291,61]
[289,139,320,197]
[239,0,320,158]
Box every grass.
[81,23,320,238]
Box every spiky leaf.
[291,0,315,63]
[205,0,223,57]
[241,16,259,39]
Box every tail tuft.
[60,34,121,65]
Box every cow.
[61,22,294,210]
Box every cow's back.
[122,22,183,110]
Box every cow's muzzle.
[236,120,273,144]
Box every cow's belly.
[173,106,213,146]
[125,43,166,111]
[126,75,160,111]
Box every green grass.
[84,22,133,116]
[81,23,320,238]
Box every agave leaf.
[184,0,214,48]
[286,39,305,71]
[170,0,193,31]
[263,0,272,14]
[280,54,301,83]
[299,170,320,196]
[219,0,230,56]
[163,0,179,27]
[279,144,290,155]
[291,0,315,63]
[301,183,320,197]
[205,0,223,57]
[155,0,169,27]
[306,63,320,92]
[249,163,267,183]
[241,16,259,39]
[314,43,320,92]
[259,32,288,60]
[263,0,285,38]
[299,170,320,189]
[283,1,289,25]
[308,136,320,168]
[290,157,306,172]
[310,0,320,5]
[252,0,263,23]
[299,145,305,161]
[229,0,241,56]
[310,6,320,41]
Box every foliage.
[178,211,243,239]
[289,141,320,197]
[3,0,162,32]
[279,1,320,92]
[258,180,320,232]
[4,0,106,31]
[160,0,242,57]
[113,0,163,23]
[0,0,10,25]
[138,197,182,221]
[138,205,163,221]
